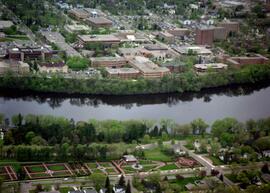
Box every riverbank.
[0,64,270,95]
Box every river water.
[1,83,270,124]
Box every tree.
[25,131,36,144]
[261,163,269,174]
[105,176,112,193]
[66,56,89,70]
[118,175,126,187]
[89,173,106,191]
[126,180,131,193]
[11,114,23,127]
[191,118,208,135]
[0,176,3,193]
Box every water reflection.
[0,83,269,109]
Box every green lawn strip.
[171,177,202,191]
[207,156,224,165]
[47,165,66,171]
[52,171,71,177]
[141,165,158,172]
[30,173,51,178]
[160,164,178,171]
[106,168,117,173]
[225,174,238,183]
[99,162,113,167]
[139,160,154,165]
[28,165,46,172]
[91,169,103,173]
[144,148,173,162]
[87,163,98,168]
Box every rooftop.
[194,63,228,70]
[91,56,126,62]
[86,17,113,25]
[173,46,212,55]
[106,67,139,75]
[0,20,13,29]
[78,35,120,42]
[129,56,170,74]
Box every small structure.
[194,63,228,72]
[158,31,174,43]
[123,155,138,164]
[39,61,68,73]
[0,20,13,31]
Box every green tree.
[66,56,89,70]
[89,173,106,191]
[191,118,208,135]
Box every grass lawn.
[139,160,154,165]
[144,148,173,162]
[225,174,238,183]
[48,165,66,171]
[208,156,224,165]
[88,163,98,168]
[171,177,201,191]
[160,164,178,171]
[141,165,158,172]
[99,162,113,167]
[28,165,46,172]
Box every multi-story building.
[0,60,29,75]
[39,61,68,73]
[85,17,113,28]
[68,9,89,19]
[128,56,170,78]
[90,57,127,68]
[7,46,53,61]
[78,35,121,47]
[158,31,174,43]
[195,28,214,45]
[194,63,228,72]
[226,54,269,67]
[218,21,239,34]
[167,28,190,37]
[105,67,140,79]
[213,27,228,40]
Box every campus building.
[7,46,53,61]
[105,67,140,79]
[78,35,121,47]
[68,9,89,19]
[39,61,68,73]
[0,20,13,31]
[128,56,170,78]
[218,20,240,34]
[194,63,228,72]
[195,28,214,45]
[85,17,113,28]
[167,28,190,37]
[90,57,127,68]
[158,31,175,43]
[0,60,29,75]
[225,54,269,67]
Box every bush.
[66,57,89,70]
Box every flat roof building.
[129,56,170,78]
[167,28,190,37]
[39,61,68,73]
[68,9,89,19]
[173,46,212,55]
[0,20,13,30]
[158,31,174,43]
[194,63,228,72]
[0,60,29,75]
[218,20,239,34]
[106,67,140,79]
[78,35,120,46]
[64,24,90,33]
[226,54,269,67]
[85,17,113,28]
[91,57,127,68]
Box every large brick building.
[68,9,89,19]
[195,28,214,45]
[90,57,127,68]
[218,21,239,35]
[226,54,269,67]
[105,67,140,79]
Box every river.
[1,83,270,124]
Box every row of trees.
[1,64,270,95]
